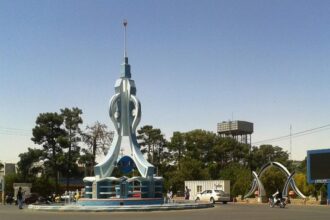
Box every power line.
[290,124,292,160]
[0,126,30,132]
[252,123,330,145]
[0,126,31,137]
[0,132,30,137]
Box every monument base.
[28,202,214,212]
[83,176,163,200]
[78,197,164,206]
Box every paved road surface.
[0,203,329,220]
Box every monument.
[244,161,306,203]
[79,20,163,206]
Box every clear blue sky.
[1,0,330,162]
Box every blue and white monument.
[80,20,163,206]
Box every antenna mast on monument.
[123,19,128,57]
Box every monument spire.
[123,19,127,58]
[121,19,131,78]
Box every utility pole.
[290,124,292,160]
[1,176,4,205]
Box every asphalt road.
[0,203,329,220]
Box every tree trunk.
[66,129,72,191]
[92,137,97,176]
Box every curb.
[28,203,214,212]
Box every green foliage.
[165,158,210,194]
[320,184,327,201]
[213,137,250,171]
[17,148,43,181]
[296,157,307,173]
[31,112,66,192]
[183,130,216,163]
[5,172,55,197]
[294,172,314,196]
[167,131,185,170]
[260,167,286,197]
[26,108,83,192]
[31,175,56,196]
[250,145,291,171]
[219,163,252,198]
[137,125,166,169]
[4,173,21,194]
[60,107,83,188]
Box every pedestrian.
[17,187,23,209]
[185,186,190,200]
[5,194,9,205]
[167,190,173,203]
[52,192,56,202]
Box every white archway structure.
[244,162,306,202]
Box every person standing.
[17,187,23,209]
[185,186,190,200]
[167,190,173,203]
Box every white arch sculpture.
[244,162,306,202]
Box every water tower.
[217,120,253,146]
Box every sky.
[1,0,330,163]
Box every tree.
[183,130,216,163]
[81,122,113,176]
[212,137,249,171]
[137,125,153,159]
[250,145,291,171]
[17,148,43,181]
[219,163,252,198]
[166,129,253,191]
[4,173,21,195]
[31,175,55,197]
[294,172,314,196]
[137,125,166,167]
[0,161,3,171]
[260,167,287,197]
[296,157,307,173]
[60,107,83,189]
[168,132,185,169]
[166,158,210,194]
[12,147,56,196]
[31,112,66,193]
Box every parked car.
[195,189,230,204]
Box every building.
[13,183,32,199]
[185,180,230,200]
[0,163,17,203]
[4,163,16,175]
[0,176,4,204]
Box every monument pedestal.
[83,176,163,204]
